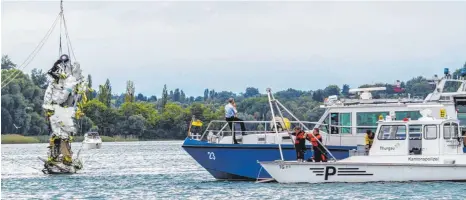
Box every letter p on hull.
[325,166,336,180]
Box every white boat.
[315,72,466,148]
[83,132,102,150]
[259,109,466,183]
[183,71,466,180]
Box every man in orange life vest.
[307,128,327,162]
[292,127,306,161]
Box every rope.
[1,12,61,88]
[59,12,63,56]
[61,13,77,61]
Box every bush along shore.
[1,134,139,144]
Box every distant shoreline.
[1,134,179,144]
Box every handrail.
[194,119,381,141]
[199,120,322,140]
[204,120,322,124]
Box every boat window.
[444,81,462,92]
[329,113,352,134]
[456,101,466,125]
[423,125,437,140]
[395,111,422,120]
[340,113,351,134]
[330,113,339,134]
[443,122,459,139]
[458,113,466,125]
[319,114,329,134]
[408,125,422,140]
[357,112,389,134]
[377,125,406,140]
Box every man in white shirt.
[225,98,246,144]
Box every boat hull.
[260,161,466,183]
[83,142,102,150]
[182,138,355,180]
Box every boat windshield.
[86,132,99,138]
[377,125,407,140]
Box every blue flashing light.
[461,68,466,77]
[444,68,449,75]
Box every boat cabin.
[314,73,466,147]
[369,114,464,157]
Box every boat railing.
[193,120,323,142]
[190,120,382,146]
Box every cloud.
[2,1,466,96]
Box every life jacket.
[295,131,305,144]
[366,133,375,145]
[309,133,322,147]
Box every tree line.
[2,55,465,139]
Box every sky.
[2,1,466,97]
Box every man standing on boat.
[225,98,246,144]
[292,127,306,161]
[308,128,327,162]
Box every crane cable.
[1,12,62,88]
[62,13,77,61]
[58,0,76,61]
[57,0,76,62]
[59,0,63,57]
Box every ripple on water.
[2,141,466,199]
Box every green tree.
[160,84,168,112]
[324,85,340,97]
[312,89,324,102]
[98,79,112,107]
[1,55,16,69]
[148,95,157,102]
[77,116,93,135]
[174,88,181,102]
[204,89,209,101]
[31,68,48,89]
[125,80,135,103]
[244,87,260,98]
[341,84,350,96]
[122,115,147,137]
[180,90,186,103]
[136,93,147,101]
[87,74,94,100]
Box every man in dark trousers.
[292,127,306,161]
[225,98,246,144]
[308,128,327,162]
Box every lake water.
[2,141,466,199]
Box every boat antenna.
[266,88,284,161]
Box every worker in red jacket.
[292,127,306,161]
[308,128,327,162]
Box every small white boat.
[83,132,102,150]
[259,109,466,183]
